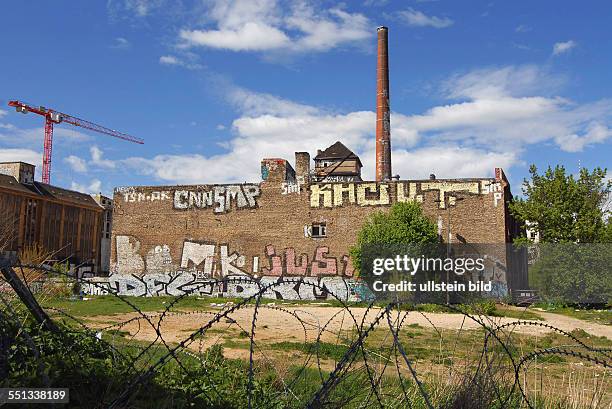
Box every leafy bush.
[529,243,611,305]
[350,201,439,276]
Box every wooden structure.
[0,162,104,271]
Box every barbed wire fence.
[1,260,610,408]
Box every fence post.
[0,257,60,333]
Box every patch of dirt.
[85,304,611,352]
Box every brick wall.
[101,171,513,300]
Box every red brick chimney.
[375,26,392,182]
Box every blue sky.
[1,0,610,196]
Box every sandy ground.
[79,305,610,405]
[85,304,611,356]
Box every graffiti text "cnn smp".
[173,185,261,213]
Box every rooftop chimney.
[0,161,35,184]
[295,152,310,184]
[376,26,392,182]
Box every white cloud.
[227,85,319,117]
[64,155,88,173]
[515,25,531,33]
[44,146,117,177]
[121,65,610,184]
[53,128,93,142]
[216,124,226,130]
[554,122,611,152]
[0,126,91,147]
[180,22,290,51]
[179,1,370,53]
[0,109,7,118]
[0,148,41,166]
[390,146,517,179]
[512,43,532,51]
[397,8,453,28]
[441,65,565,99]
[110,37,131,49]
[159,55,180,65]
[71,179,102,194]
[107,0,167,18]
[410,66,612,152]
[284,8,371,52]
[123,110,378,183]
[159,54,202,69]
[552,40,577,56]
[363,0,390,6]
[90,146,116,169]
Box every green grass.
[269,341,353,361]
[42,293,550,324]
[42,295,217,317]
[223,339,252,350]
[490,305,544,320]
[5,311,609,409]
[531,303,612,325]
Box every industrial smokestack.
[375,26,392,182]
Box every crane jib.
[6,99,144,183]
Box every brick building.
[84,27,523,301]
[85,143,522,301]
[0,161,107,273]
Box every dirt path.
[84,304,611,350]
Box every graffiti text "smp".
[173,185,261,213]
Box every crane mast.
[8,100,143,184]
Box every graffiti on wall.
[104,235,367,300]
[310,180,504,209]
[281,181,301,195]
[262,245,354,277]
[261,161,277,180]
[319,175,357,183]
[121,190,172,203]
[113,235,355,278]
[82,274,370,302]
[116,185,261,214]
[310,183,390,208]
[173,185,261,213]
[261,159,295,182]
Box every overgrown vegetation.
[532,302,612,325]
[349,201,439,275]
[2,311,609,409]
[1,261,608,408]
[509,165,612,306]
[510,165,611,244]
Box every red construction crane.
[8,100,144,184]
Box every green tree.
[603,219,612,243]
[510,165,611,243]
[512,165,612,304]
[349,201,439,275]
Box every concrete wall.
[0,162,35,184]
